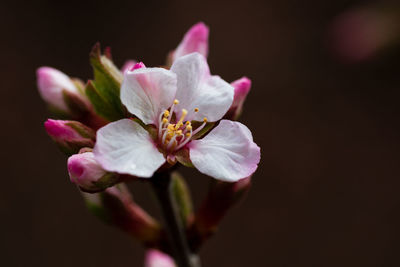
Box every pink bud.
[68,152,119,192]
[130,62,146,71]
[82,184,162,245]
[44,119,95,155]
[173,22,209,61]
[225,77,252,120]
[120,60,137,75]
[189,176,252,251]
[145,249,176,267]
[37,67,85,113]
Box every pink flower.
[145,249,176,267]
[44,119,95,155]
[172,22,209,61]
[94,53,260,182]
[68,152,119,192]
[36,67,87,113]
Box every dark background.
[1,0,400,266]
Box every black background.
[1,0,400,266]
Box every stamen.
[174,99,179,105]
[191,117,208,137]
[167,136,178,150]
[175,109,187,130]
[162,118,168,124]
[163,110,170,118]
[194,108,199,112]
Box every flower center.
[158,99,207,152]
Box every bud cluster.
[37,22,256,267]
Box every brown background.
[1,0,400,266]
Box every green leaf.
[171,171,194,226]
[85,81,122,121]
[85,43,126,121]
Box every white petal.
[189,120,260,182]
[94,119,165,177]
[170,53,234,122]
[121,68,177,125]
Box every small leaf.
[86,43,126,121]
[171,171,194,227]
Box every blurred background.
[1,0,400,266]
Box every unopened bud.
[145,249,176,267]
[68,151,121,193]
[189,176,252,251]
[37,67,88,115]
[130,62,146,71]
[82,184,162,246]
[225,77,251,120]
[44,119,95,155]
[171,22,209,62]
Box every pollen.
[173,99,179,105]
[203,117,208,123]
[163,110,170,118]
[194,108,199,112]
[162,118,168,124]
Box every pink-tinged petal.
[44,119,95,155]
[173,22,209,61]
[228,77,251,118]
[94,119,165,177]
[121,60,137,75]
[68,152,109,191]
[145,249,176,267]
[121,67,177,125]
[189,120,260,182]
[36,67,80,112]
[171,53,233,122]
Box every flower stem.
[151,172,201,267]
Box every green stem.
[151,172,201,267]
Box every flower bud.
[121,60,137,75]
[225,77,251,120]
[44,119,95,155]
[131,62,146,71]
[172,22,209,62]
[68,151,121,193]
[37,67,88,115]
[82,184,162,246]
[145,249,176,267]
[189,176,252,251]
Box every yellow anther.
[181,109,188,116]
[175,122,183,130]
[186,133,191,137]
[194,108,199,112]
[186,125,192,131]
[173,99,179,105]
[185,121,191,125]
[167,124,175,131]
[176,130,183,135]
[163,110,170,117]
[203,117,208,123]
[162,118,168,124]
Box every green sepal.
[82,192,112,224]
[175,148,194,168]
[85,81,122,121]
[171,171,194,227]
[191,121,215,140]
[86,43,126,121]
